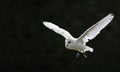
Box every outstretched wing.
[43,21,74,39]
[77,13,114,45]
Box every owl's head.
[65,39,73,48]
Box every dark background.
[0,0,120,72]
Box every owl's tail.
[84,46,94,52]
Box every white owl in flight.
[43,14,114,57]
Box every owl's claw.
[76,50,87,58]
[76,53,80,58]
[76,53,87,58]
[83,53,87,58]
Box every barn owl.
[43,14,114,57]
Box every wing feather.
[43,21,74,39]
[77,13,114,45]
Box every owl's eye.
[68,41,71,44]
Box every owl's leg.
[76,50,82,58]
[76,52,80,58]
[76,52,87,58]
[82,50,87,58]
[83,53,87,58]
[76,50,86,58]
[77,50,87,58]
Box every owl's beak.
[65,44,69,48]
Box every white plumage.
[43,21,74,39]
[43,13,114,57]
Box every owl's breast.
[66,41,85,51]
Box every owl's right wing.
[43,21,74,39]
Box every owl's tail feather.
[84,46,93,52]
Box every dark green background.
[0,0,120,72]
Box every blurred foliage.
[0,0,120,72]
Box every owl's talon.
[83,53,87,58]
[76,53,80,58]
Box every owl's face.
[65,39,73,48]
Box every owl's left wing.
[77,13,114,45]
